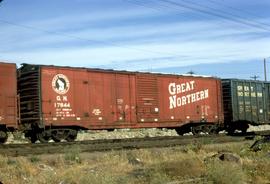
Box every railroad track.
[1,130,269,157]
[0,134,256,157]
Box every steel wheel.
[37,131,51,143]
[191,127,201,135]
[52,136,61,142]
[65,130,78,142]
[51,130,63,142]
[208,126,218,135]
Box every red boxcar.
[18,64,223,142]
[0,62,17,143]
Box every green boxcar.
[222,79,270,133]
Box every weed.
[0,156,8,168]
[28,155,40,163]
[183,142,202,153]
[7,158,17,165]
[206,160,246,184]
[64,147,82,164]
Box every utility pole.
[251,75,259,81]
[264,58,267,81]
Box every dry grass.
[206,160,246,184]
[0,141,269,184]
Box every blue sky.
[0,0,270,79]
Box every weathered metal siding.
[156,76,223,125]
[22,64,223,130]
[41,67,138,129]
[222,79,269,125]
[41,67,89,128]
[136,74,159,122]
[264,83,270,122]
[0,62,17,128]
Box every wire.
[182,0,270,29]
[126,0,270,36]
[208,0,269,21]
[125,0,232,33]
[126,0,205,21]
[157,0,270,32]
[0,18,188,58]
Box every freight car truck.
[18,64,224,143]
[0,62,17,143]
[222,79,270,133]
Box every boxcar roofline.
[20,63,219,80]
[222,78,270,84]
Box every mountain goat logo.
[52,74,70,94]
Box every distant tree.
[187,70,195,75]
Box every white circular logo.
[52,74,70,94]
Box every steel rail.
[1,130,269,157]
[0,134,252,157]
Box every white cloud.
[2,35,270,71]
[1,0,270,74]
[2,17,268,53]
